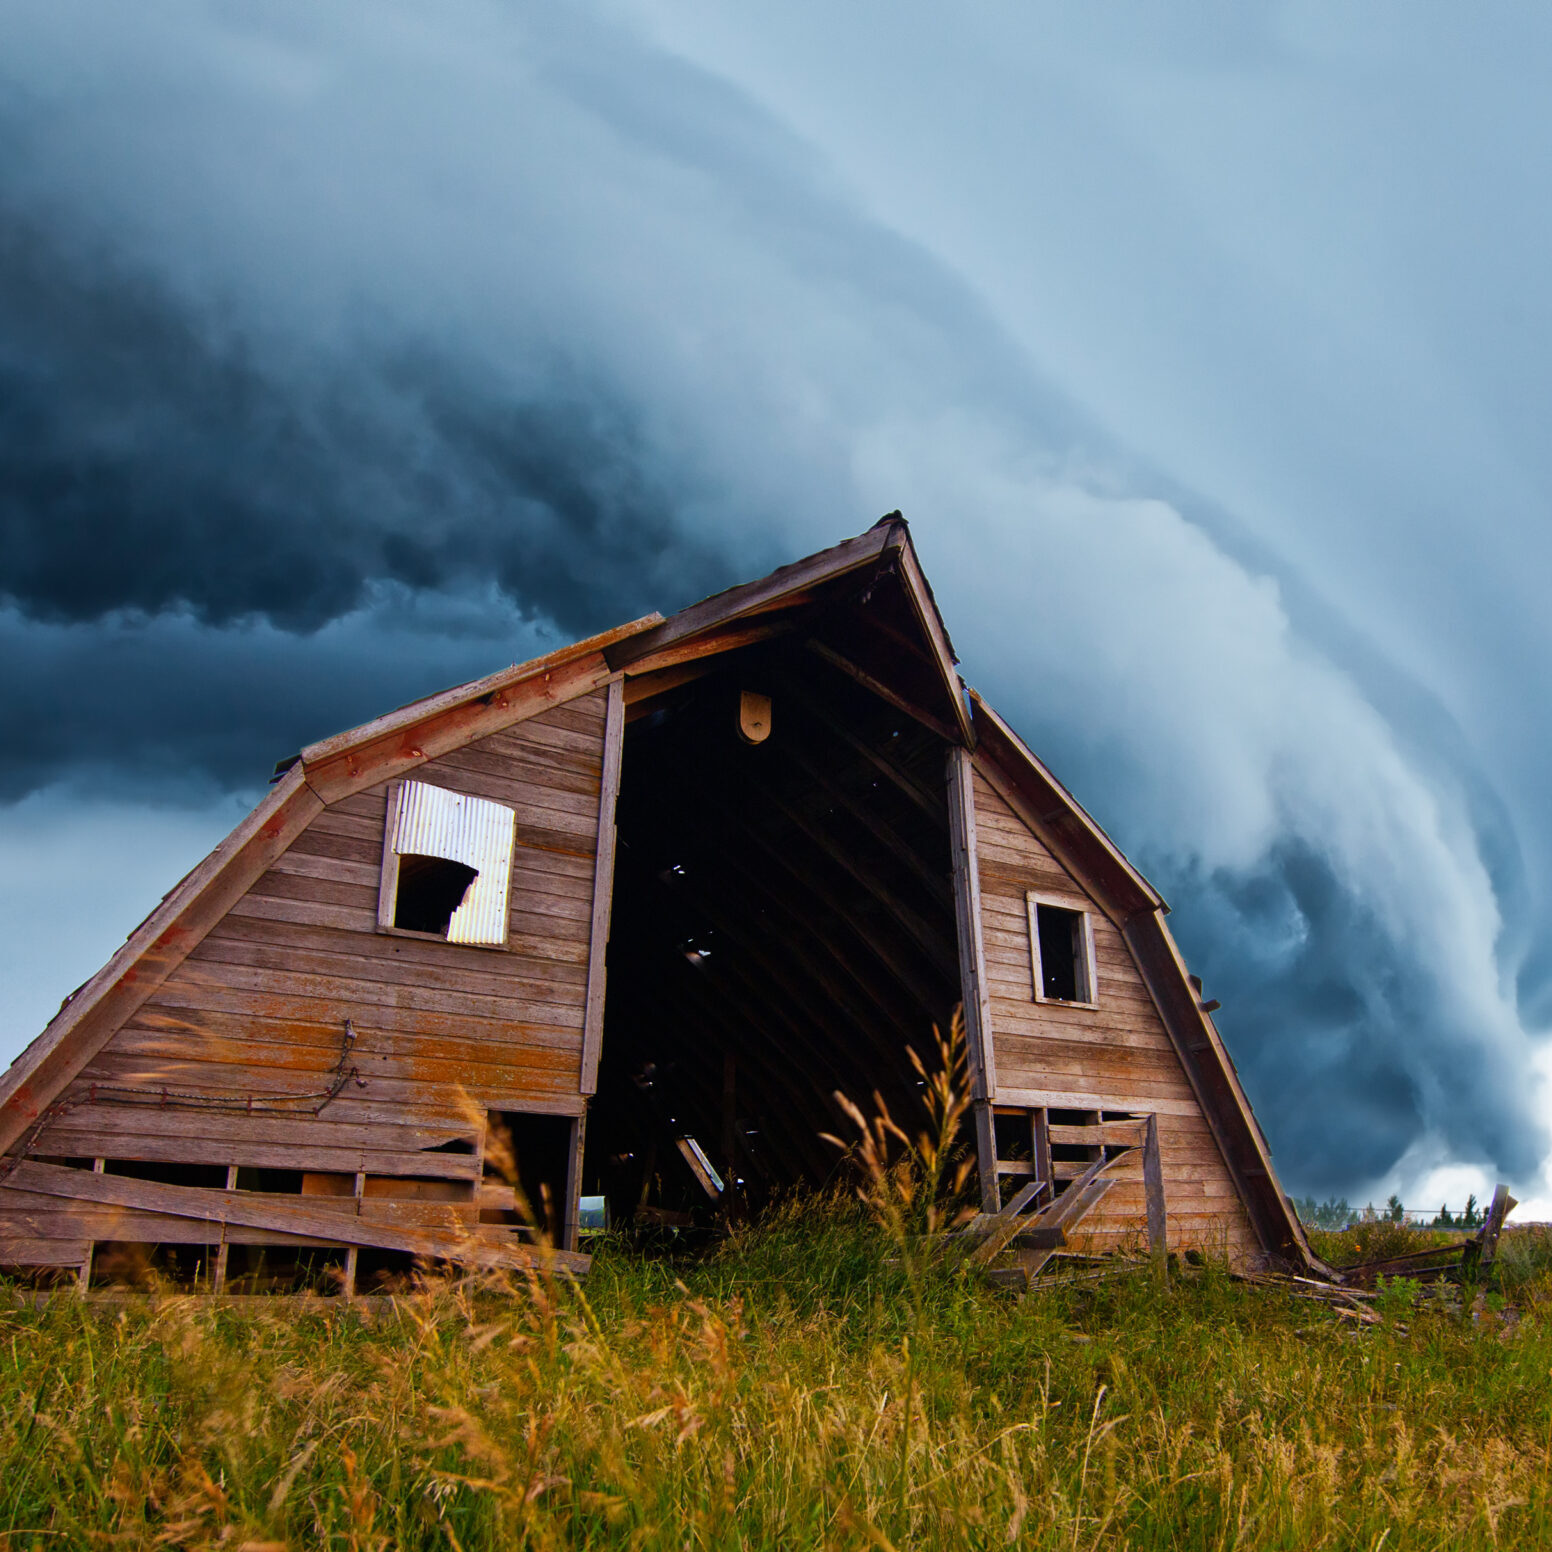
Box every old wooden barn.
[0,518,1312,1291]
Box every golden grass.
[3,1205,1551,1550]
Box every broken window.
[1027,894,1098,1005]
[378,780,516,946]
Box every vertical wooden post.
[721,1051,737,1205]
[562,1111,588,1253]
[212,1163,237,1294]
[947,747,999,1210]
[1032,1108,1053,1207]
[580,678,626,1096]
[1472,1182,1516,1278]
[343,1169,366,1298]
[77,1158,106,1294]
[1143,1114,1167,1271]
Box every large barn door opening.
[585,645,965,1227]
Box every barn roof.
[0,515,1311,1266]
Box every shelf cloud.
[1,0,1546,1203]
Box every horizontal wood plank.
[8,1161,590,1274]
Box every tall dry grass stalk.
[821,1007,978,1529]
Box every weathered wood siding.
[972,771,1260,1262]
[2,694,608,1256]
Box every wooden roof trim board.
[300,613,663,802]
[894,533,975,747]
[967,690,1161,922]
[0,765,325,1154]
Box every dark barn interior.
[584,645,965,1225]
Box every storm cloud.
[0,0,1548,1207]
[0,207,736,635]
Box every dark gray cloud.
[0,206,740,636]
[1169,844,1544,1195]
[0,0,1546,1209]
[0,597,547,800]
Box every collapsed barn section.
[0,518,1314,1292]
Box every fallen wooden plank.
[967,1179,1051,1267]
[0,1237,90,1268]
[8,1161,589,1276]
[1474,1184,1517,1272]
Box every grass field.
[3,1205,1551,1550]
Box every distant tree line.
[1294,1194,1483,1230]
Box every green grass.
[4,1202,1552,1550]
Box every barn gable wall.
[971,771,1261,1263]
[0,693,612,1272]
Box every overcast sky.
[2,1,1549,1212]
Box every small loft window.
[378,780,516,947]
[1027,893,1098,1006]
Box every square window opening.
[1028,895,1098,1006]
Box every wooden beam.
[1143,1113,1167,1263]
[9,1160,590,1276]
[670,856,929,1096]
[303,654,620,804]
[562,1111,587,1253]
[692,782,949,1016]
[779,739,953,909]
[740,764,958,981]
[619,621,792,679]
[580,679,625,1095]
[947,748,998,1112]
[622,659,721,713]
[1471,1183,1516,1276]
[806,642,960,746]
[713,847,934,1055]
[893,536,975,749]
[769,667,942,820]
[613,931,840,1188]
[675,1137,723,1201]
[721,1052,737,1194]
[1032,1108,1053,1208]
